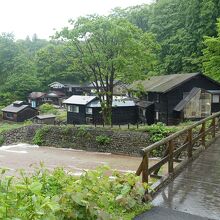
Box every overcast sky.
[0,0,153,39]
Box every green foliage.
[57,15,160,124]
[115,0,220,74]
[0,135,4,145]
[96,135,112,145]
[203,19,220,81]
[0,122,26,133]
[39,103,58,115]
[76,126,90,138]
[56,111,67,123]
[33,126,50,146]
[0,166,151,219]
[137,123,177,157]
[145,123,176,142]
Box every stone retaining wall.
[1,125,150,156]
[1,125,43,145]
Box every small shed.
[2,101,38,122]
[33,114,56,124]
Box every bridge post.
[212,118,216,138]
[142,153,149,184]
[187,129,193,158]
[168,140,174,173]
[201,122,206,147]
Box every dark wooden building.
[28,92,46,108]
[63,95,137,125]
[2,101,38,122]
[48,82,92,96]
[130,73,220,125]
[49,80,128,97]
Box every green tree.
[203,19,220,81]
[0,33,20,84]
[57,15,160,124]
[117,0,220,74]
[35,43,83,88]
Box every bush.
[96,135,112,145]
[33,126,50,146]
[0,135,4,146]
[0,166,151,219]
[76,126,90,138]
[145,123,177,157]
[39,103,58,115]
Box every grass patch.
[0,166,151,219]
[0,122,29,134]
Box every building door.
[31,101,36,108]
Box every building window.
[31,101,36,108]
[6,112,14,119]
[86,107,93,115]
[67,105,79,113]
[212,95,219,103]
[155,111,159,120]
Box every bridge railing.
[136,112,220,196]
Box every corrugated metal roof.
[63,95,97,105]
[87,97,136,108]
[174,87,201,112]
[129,73,200,93]
[36,114,56,119]
[136,101,154,108]
[28,92,46,99]
[2,104,30,113]
[207,90,220,94]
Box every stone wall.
[1,125,150,156]
[2,125,43,145]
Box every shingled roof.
[129,73,200,93]
[2,102,30,113]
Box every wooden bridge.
[136,112,220,219]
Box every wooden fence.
[136,112,220,196]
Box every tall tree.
[203,19,220,81]
[35,43,84,88]
[57,15,160,124]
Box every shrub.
[145,123,177,157]
[39,103,58,115]
[96,135,112,145]
[146,123,176,142]
[76,126,89,137]
[0,166,151,219]
[33,126,50,146]
[0,135,4,146]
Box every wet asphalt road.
[0,143,144,175]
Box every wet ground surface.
[0,143,147,175]
[135,206,211,220]
[150,138,220,220]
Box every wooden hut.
[2,101,38,122]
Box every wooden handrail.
[141,112,220,154]
[137,112,220,196]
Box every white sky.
[0,0,153,40]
